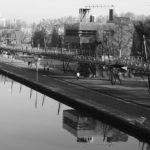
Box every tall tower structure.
[79,8,90,22]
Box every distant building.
[21,27,32,34]
[1,29,24,45]
[0,14,6,27]
[64,8,133,58]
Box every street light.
[35,57,41,81]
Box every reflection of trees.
[101,123,112,142]
[0,75,24,94]
[30,88,33,99]
[57,102,62,115]
[139,142,150,150]
[0,75,11,84]
[63,109,128,143]
[34,92,47,108]
[0,75,16,92]
[19,84,22,93]
[0,75,48,108]
[96,119,128,143]
[35,92,38,108]
[42,95,46,107]
[29,88,47,108]
[11,80,14,94]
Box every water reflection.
[63,109,128,143]
[58,102,62,115]
[0,74,12,84]
[19,83,22,93]
[42,95,46,107]
[29,87,46,108]
[63,109,150,150]
[139,142,150,150]
[0,74,150,150]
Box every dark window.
[79,30,96,36]
[65,30,79,36]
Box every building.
[0,13,5,27]
[1,29,24,45]
[64,22,99,53]
[64,8,133,58]
[64,8,115,56]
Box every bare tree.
[112,17,134,58]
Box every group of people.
[76,63,128,84]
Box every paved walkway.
[0,55,150,140]
[0,55,150,106]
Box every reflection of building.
[63,109,96,143]
[63,109,128,143]
[106,129,128,143]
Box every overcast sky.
[0,0,150,23]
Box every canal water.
[0,74,149,150]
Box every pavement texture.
[0,55,150,141]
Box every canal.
[0,74,149,150]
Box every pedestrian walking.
[76,72,80,80]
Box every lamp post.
[143,35,148,61]
[35,57,40,81]
[58,34,65,72]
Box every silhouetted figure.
[109,64,127,85]
[28,61,32,68]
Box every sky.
[0,0,150,23]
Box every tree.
[51,27,59,47]
[112,17,134,58]
[132,20,150,61]
[32,29,46,48]
[120,12,135,20]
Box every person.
[28,61,32,68]
[76,72,80,80]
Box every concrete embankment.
[0,58,150,142]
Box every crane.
[79,4,115,22]
[85,4,114,9]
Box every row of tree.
[30,13,150,60]
[31,16,78,48]
[1,13,150,60]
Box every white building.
[0,13,6,27]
